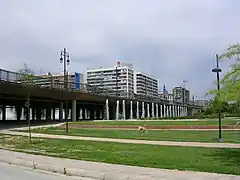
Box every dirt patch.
[61,124,240,130]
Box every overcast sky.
[0,0,239,99]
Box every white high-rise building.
[86,61,134,97]
[134,72,158,97]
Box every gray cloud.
[0,0,239,99]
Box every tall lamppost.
[212,54,222,142]
[60,48,70,133]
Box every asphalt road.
[0,162,94,180]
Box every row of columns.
[1,99,189,121]
[0,100,103,121]
[55,101,104,121]
[105,99,188,120]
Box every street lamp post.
[212,54,223,142]
[60,48,70,133]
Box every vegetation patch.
[0,134,239,175]
[28,127,240,143]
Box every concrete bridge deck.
[0,69,202,121]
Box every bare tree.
[18,63,35,144]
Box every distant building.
[172,86,190,104]
[195,100,209,107]
[34,72,84,90]
[86,61,135,97]
[159,84,168,99]
[134,72,158,97]
[158,84,173,102]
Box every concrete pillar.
[178,106,180,117]
[51,108,55,120]
[172,105,174,117]
[31,107,35,120]
[94,110,96,119]
[88,109,90,119]
[136,101,139,119]
[175,106,177,117]
[169,106,171,117]
[173,105,176,117]
[160,104,162,117]
[116,100,119,120]
[122,100,126,120]
[59,102,63,121]
[156,104,159,118]
[175,106,178,117]
[164,105,167,117]
[130,101,133,119]
[147,104,150,118]
[85,109,88,119]
[166,105,169,117]
[81,108,85,120]
[79,108,83,120]
[43,108,46,121]
[72,100,77,122]
[106,99,109,120]
[141,102,145,118]
[151,102,155,118]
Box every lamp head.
[212,67,222,73]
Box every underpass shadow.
[0,120,62,130]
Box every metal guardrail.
[0,68,202,107]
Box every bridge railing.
[0,68,121,96]
[0,69,202,107]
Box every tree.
[18,63,35,144]
[218,43,240,102]
[207,43,240,103]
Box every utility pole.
[116,66,119,97]
[60,48,70,133]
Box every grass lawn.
[30,127,240,143]
[0,134,239,175]
[71,118,240,126]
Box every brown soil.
[63,124,240,130]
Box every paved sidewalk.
[10,124,240,131]
[2,130,240,149]
[0,149,239,180]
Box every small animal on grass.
[138,126,147,133]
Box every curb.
[0,155,155,180]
